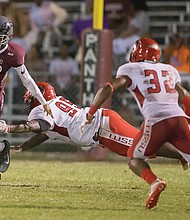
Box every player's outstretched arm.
[14,64,54,118]
[11,133,49,152]
[0,119,50,134]
[88,77,130,118]
[0,120,41,134]
[80,76,130,133]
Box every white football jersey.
[116,61,187,124]
[28,96,102,146]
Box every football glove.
[0,120,9,134]
[10,145,22,154]
[79,113,94,135]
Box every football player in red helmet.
[0,81,188,176]
[129,38,161,63]
[0,16,54,173]
[80,37,190,209]
[24,82,57,111]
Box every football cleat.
[179,158,189,170]
[0,140,10,173]
[146,179,166,209]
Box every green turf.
[0,159,190,220]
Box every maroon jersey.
[0,42,25,116]
[0,42,25,83]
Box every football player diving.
[0,82,188,173]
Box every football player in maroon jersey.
[0,15,53,173]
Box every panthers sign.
[81,30,99,107]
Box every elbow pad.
[36,119,51,132]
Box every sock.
[140,168,157,185]
[0,142,5,152]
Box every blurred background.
[1,0,190,158]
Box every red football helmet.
[130,38,161,63]
[24,82,57,110]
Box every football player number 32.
[145,69,176,94]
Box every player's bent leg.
[158,143,189,170]
[98,137,129,157]
[0,140,10,173]
[169,118,190,155]
[169,117,190,166]
[127,120,167,209]
[101,109,139,137]
[128,158,166,209]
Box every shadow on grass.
[0,183,40,188]
[0,204,133,211]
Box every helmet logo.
[1,22,12,33]
[148,44,160,50]
[0,16,13,49]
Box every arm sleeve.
[14,64,47,105]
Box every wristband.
[6,125,11,133]
[88,104,97,115]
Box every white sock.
[0,142,5,152]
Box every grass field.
[0,155,190,220]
